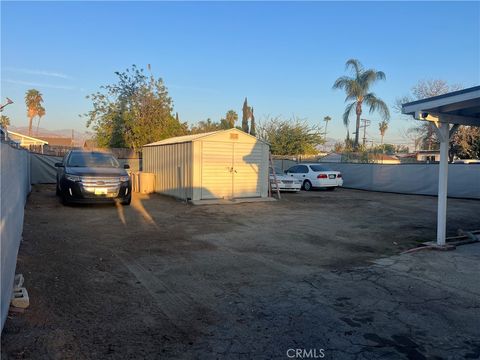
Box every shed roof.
[144,129,265,147]
[7,131,49,144]
[36,136,72,146]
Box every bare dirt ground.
[2,185,480,359]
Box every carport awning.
[402,85,480,247]
[402,86,480,126]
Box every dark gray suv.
[55,150,132,205]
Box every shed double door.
[201,141,262,200]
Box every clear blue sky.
[1,1,479,145]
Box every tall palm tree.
[25,89,44,136]
[379,120,388,145]
[333,59,390,149]
[36,105,46,136]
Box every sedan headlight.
[119,176,130,182]
[65,174,81,182]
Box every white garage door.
[201,141,262,200]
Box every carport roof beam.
[402,85,480,247]
[402,85,480,126]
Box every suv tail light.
[317,174,328,179]
[337,173,342,178]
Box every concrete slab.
[190,197,276,205]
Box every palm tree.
[333,59,390,149]
[225,110,238,128]
[379,120,388,145]
[25,89,44,136]
[0,115,10,129]
[36,106,46,136]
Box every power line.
[360,118,371,146]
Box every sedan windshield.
[309,165,332,172]
[67,152,119,168]
[270,168,285,176]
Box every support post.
[435,122,450,246]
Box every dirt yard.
[2,185,480,359]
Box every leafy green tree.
[396,79,465,151]
[0,115,10,129]
[84,65,186,149]
[371,143,395,154]
[242,98,250,133]
[25,89,44,136]
[333,142,344,153]
[333,59,390,148]
[257,116,324,155]
[450,126,480,160]
[190,118,221,134]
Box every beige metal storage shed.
[143,129,270,201]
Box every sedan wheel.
[303,180,312,191]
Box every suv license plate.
[94,188,108,195]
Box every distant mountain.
[9,126,90,146]
[316,137,338,153]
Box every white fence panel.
[1,143,31,330]
[318,163,480,199]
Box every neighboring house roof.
[144,131,222,147]
[396,153,417,158]
[7,131,49,144]
[36,136,72,146]
[144,129,265,147]
[370,154,400,162]
[416,150,440,154]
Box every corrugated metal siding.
[143,129,269,201]
[199,140,269,200]
[201,141,234,199]
[143,142,193,199]
[233,142,262,198]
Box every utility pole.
[323,116,331,151]
[360,118,371,147]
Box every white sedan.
[285,164,343,191]
[270,168,302,192]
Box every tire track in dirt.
[112,250,199,330]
